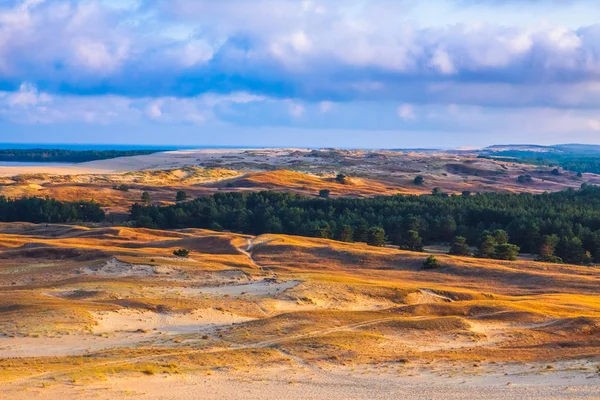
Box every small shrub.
[141,365,157,375]
[517,175,532,184]
[173,248,190,258]
[423,255,440,269]
[413,176,424,185]
[176,191,188,202]
[335,174,347,184]
[319,189,331,198]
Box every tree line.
[479,152,600,175]
[130,184,600,265]
[0,197,105,223]
[0,149,164,163]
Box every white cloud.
[71,38,129,72]
[430,48,455,74]
[146,101,163,119]
[0,84,269,125]
[6,82,51,107]
[397,103,416,121]
[2,0,600,145]
[288,102,305,118]
[177,39,215,67]
[320,101,334,113]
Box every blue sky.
[1,0,599,148]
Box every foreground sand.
[0,223,598,398]
[6,364,600,399]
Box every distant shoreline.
[0,143,276,151]
[0,161,76,167]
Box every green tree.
[141,191,151,203]
[367,227,386,247]
[449,236,471,256]
[476,235,497,258]
[557,237,591,265]
[492,229,509,245]
[413,176,424,185]
[432,188,443,196]
[176,191,188,202]
[210,222,224,232]
[353,223,370,243]
[337,225,354,243]
[135,215,156,229]
[441,216,457,242]
[538,234,562,263]
[401,230,424,252]
[494,243,520,261]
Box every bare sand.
[0,148,302,176]
[6,365,600,400]
[76,149,305,173]
[0,308,253,358]
[0,165,111,177]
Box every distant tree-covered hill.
[479,144,600,174]
[0,149,166,163]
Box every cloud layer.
[1,0,599,146]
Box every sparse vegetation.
[176,191,188,202]
[423,255,440,269]
[113,184,130,192]
[173,248,190,258]
[319,189,331,199]
[517,175,533,184]
[0,222,599,395]
[335,174,347,184]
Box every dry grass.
[0,223,598,386]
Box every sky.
[1,0,600,148]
